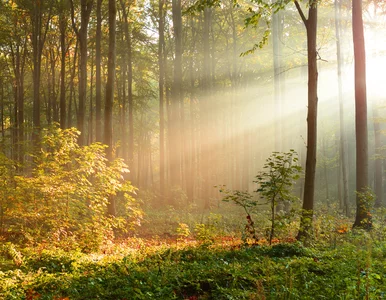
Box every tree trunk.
[272,7,283,152]
[295,1,318,241]
[59,11,66,129]
[158,0,166,202]
[170,0,183,192]
[31,1,50,145]
[68,40,78,129]
[70,0,93,145]
[95,0,102,143]
[373,108,382,207]
[201,7,211,206]
[50,49,59,123]
[119,0,135,181]
[352,0,370,228]
[89,50,94,144]
[104,0,117,216]
[334,0,349,215]
[10,33,26,164]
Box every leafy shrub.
[0,126,141,250]
[221,150,302,244]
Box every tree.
[272,4,284,153]
[4,3,28,162]
[334,0,349,215]
[201,6,212,206]
[104,0,117,216]
[95,0,102,143]
[29,0,52,144]
[69,0,94,146]
[119,0,135,181]
[59,1,68,130]
[352,0,370,228]
[255,150,302,245]
[293,0,318,241]
[170,0,183,191]
[158,0,166,201]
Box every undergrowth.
[1,204,386,299]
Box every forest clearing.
[1,0,386,298]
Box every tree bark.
[201,7,211,206]
[69,0,93,145]
[119,0,135,181]
[334,0,349,215]
[158,0,166,201]
[31,0,51,145]
[170,0,183,191]
[352,0,370,228]
[295,0,318,241]
[373,107,382,207]
[104,0,117,216]
[95,0,102,143]
[272,7,283,152]
[59,10,67,129]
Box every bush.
[0,126,141,250]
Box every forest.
[1,0,386,298]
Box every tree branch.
[294,0,308,27]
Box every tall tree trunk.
[352,0,370,228]
[46,56,52,124]
[272,7,283,152]
[104,0,117,216]
[50,49,59,123]
[170,0,183,192]
[322,137,329,201]
[68,40,78,129]
[119,0,135,181]
[10,35,26,164]
[31,1,50,145]
[186,16,197,203]
[70,0,93,145]
[158,0,166,202]
[95,0,102,143]
[295,0,318,241]
[201,7,211,207]
[335,0,349,215]
[373,107,382,207]
[89,49,94,144]
[59,10,67,129]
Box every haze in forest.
[0,0,385,210]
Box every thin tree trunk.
[104,0,117,216]
[373,111,382,207]
[95,0,102,142]
[69,0,93,145]
[295,0,318,240]
[32,1,50,145]
[89,49,94,144]
[201,7,211,206]
[68,40,78,129]
[119,0,135,181]
[59,11,66,129]
[50,49,59,123]
[335,0,349,216]
[272,7,283,152]
[170,0,183,191]
[158,0,166,201]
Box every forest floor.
[1,205,386,299]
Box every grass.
[1,204,386,299]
